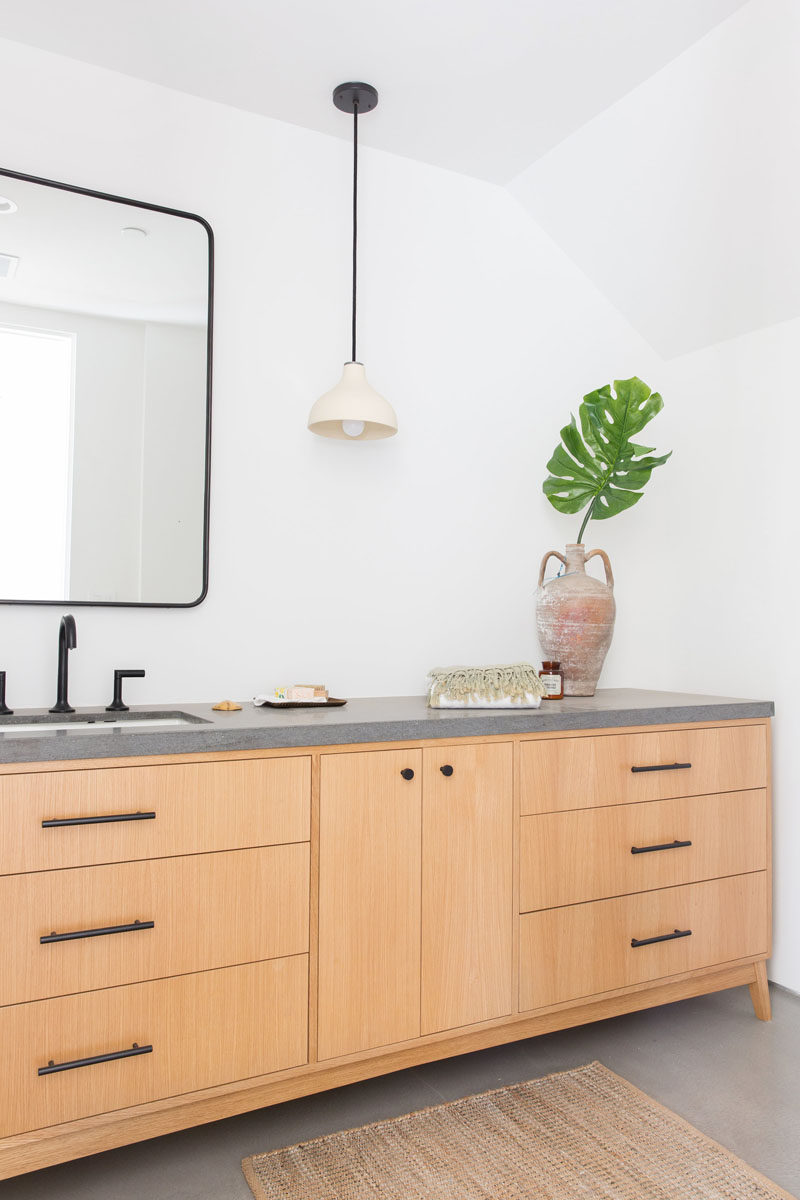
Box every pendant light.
[308,82,398,440]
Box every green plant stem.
[577,501,595,545]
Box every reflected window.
[0,324,74,599]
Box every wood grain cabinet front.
[317,743,515,1058]
[421,743,513,1034]
[520,724,767,815]
[0,756,310,875]
[520,789,768,912]
[0,956,308,1138]
[317,748,423,1061]
[0,717,773,1181]
[519,872,769,1011]
[0,844,310,1006]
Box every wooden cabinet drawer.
[0,844,309,1006]
[519,873,768,1011]
[0,956,308,1137]
[520,724,767,815]
[520,790,768,912]
[0,756,310,875]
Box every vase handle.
[538,550,566,587]
[586,549,614,590]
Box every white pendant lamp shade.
[308,362,397,440]
[309,82,397,440]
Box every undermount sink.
[0,711,208,735]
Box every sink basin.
[0,711,208,735]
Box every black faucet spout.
[50,615,77,714]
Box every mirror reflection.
[0,172,211,606]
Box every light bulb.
[342,419,365,438]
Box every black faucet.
[50,615,77,714]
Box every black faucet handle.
[0,671,12,716]
[106,669,146,713]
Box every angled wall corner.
[505,0,800,360]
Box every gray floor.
[2,984,798,1199]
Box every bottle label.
[541,674,562,696]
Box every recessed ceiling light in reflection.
[121,226,148,239]
[0,196,18,214]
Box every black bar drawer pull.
[40,919,154,944]
[631,927,692,948]
[42,811,156,828]
[38,1042,152,1076]
[631,762,691,774]
[631,839,692,856]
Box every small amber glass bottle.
[539,661,564,699]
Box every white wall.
[505,0,797,989]
[0,33,652,710]
[0,28,790,991]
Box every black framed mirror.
[0,168,212,607]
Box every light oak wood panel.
[0,844,309,1006]
[520,789,768,911]
[421,743,513,1033]
[519,872,768,1011]
[317,748,422,1060]
[0,956,308,1138]
[0,960,764,1180]
[0,756,310,876]
[749,960,771,1021]
[520,724,767,815]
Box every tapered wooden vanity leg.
[749,961,771,1021]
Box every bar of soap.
[212,700,242,711]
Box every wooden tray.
[257,698,347,709]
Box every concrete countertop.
[0,689,774,765]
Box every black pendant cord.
[351,100,359,363]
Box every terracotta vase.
[535,543,616,697]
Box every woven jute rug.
[242,1061,796,1199]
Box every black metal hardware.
[400,768,415,781]
[631,762,692,774]
[331,83,379,364]
[631,928,692,948]
[0,670,12,715]
[440,764,454,777]
[42,811,156,828]
[106,669,146,712]
[40,919,154,944]
[49,615,77,714]
[631,839,693,855]
[38,1043,152,1076]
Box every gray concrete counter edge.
[0,688,774,765]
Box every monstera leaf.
[543,377,671,543]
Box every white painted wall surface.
[505,0,797,988]
[0,35,654,709]
[0,34,790,985]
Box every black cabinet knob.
[400,768,415,781]
[440,764,454,777]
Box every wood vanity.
[0,695,772,1177]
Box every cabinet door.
[421,743,513,1034]
[317,749,422,1060]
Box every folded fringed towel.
[427,663,546,709]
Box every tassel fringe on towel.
[427,663,546,708]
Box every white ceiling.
[511,0,799,357]
[0,174,208,324]
[0,0,746,183]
